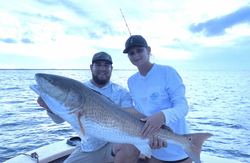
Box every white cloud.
[152,47,192,60]
[0,0,250,70]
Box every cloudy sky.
[0,0,250,70]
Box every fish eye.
[48,79,53,83]
[68,96,75,102]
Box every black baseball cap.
[123,35,148,53]
[92,52,113,64]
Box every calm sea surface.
[0,69,249,163]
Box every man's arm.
[37,96,53,113]
[37,96,65,124]
[123,107,168,149]
[123,107,146,119]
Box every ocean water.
[0,69,249,163]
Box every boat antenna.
[120,9,132,36]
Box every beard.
[92,74,110,85]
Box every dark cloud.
[85,26,124,39]
[60,0,89,17]
[0,38,18,44]
[188,5,250,37]
[21,38,34,44]
[65,21,125,39]
[86,31,103,39]
[99,22,121,36]
[15,11,64,22]
[36,0,59,5]
[36,0,124,39]
[172,38,181,42]
[0,38,34,44]
[37,0,89,17]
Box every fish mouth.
[29,85,41,96]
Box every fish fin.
[73,127,87,142]
[91,88,129,112]
[184,133,213,163]
[76,111,87,142]
[91,88,117,105]
[134,144,152,159]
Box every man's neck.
[90,79,109,88]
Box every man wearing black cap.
[123,35,148,54]
[123,35,192,163]
[37,51,141,163]
[90,51,114,87]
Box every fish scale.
[83,93,144,136]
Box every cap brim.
[92,59,113,64]
[123,45,147,53]
[123,48,128,53]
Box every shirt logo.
[149,92,159,101]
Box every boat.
[4,137,242,163]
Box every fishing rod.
[120,9,132,36]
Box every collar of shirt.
[85,79,113,91]
[138,63,156,79]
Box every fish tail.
[184,133,213,163]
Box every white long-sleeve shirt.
[47,79,134,152]
[128,64,190,161]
